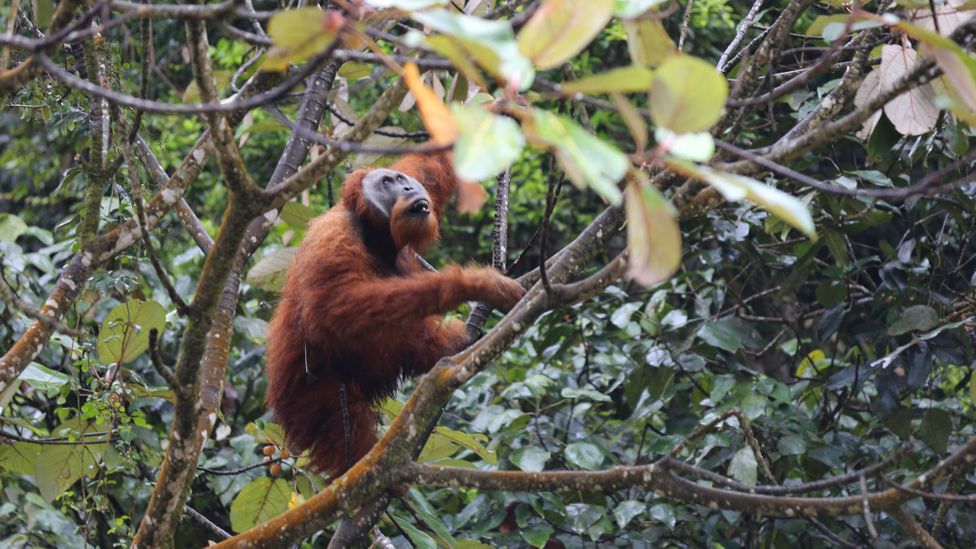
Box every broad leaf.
[413,10,533,89]
[517,0,615,70]
[670,161,816,238]
[624,18,676,66]
[263,8,339,71]
[524,109,627,205]
[511,446,550,471]
[560,66,654,94]
[452,104,525,181]
[246,247,298,292]
[625,179,682,287]
[96,300,166,366]
[34,419,108,502]
[880,45,938,136]
[613,500,647,528]
[649,55,728,133]
[887,305,940,335]
[565,442,604,470]
[727,447,758,485]
[279,201,317,231]
[230,477,294,533]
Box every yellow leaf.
[403,63,457,144]
[263,8,339,72]
[560,66,654,95]
[623,18,676,66]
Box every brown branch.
[147,328,177,392]
[717,0,766,72]
[888,506,944,549]
[0,71,277,391]
[466,168,513,340]
[0,266,84,339]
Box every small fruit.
[263,445,276,456]
[269,463,282,477]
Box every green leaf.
[263,8,338,71]
[565,442,604,470]
[245,421,287,447]
[698,319,743,352]
[18,363,71,391]
[560,66,654,94]
[521,525,554,547]
[0,442,42,475]
[561,387,612,403]
[96,300,166,366]
[517,0,615,70]
[452,104,525,181]
[777,435,807,455]
[727,447,758,486]
[279,202,317,231]
[649,55,728,133]
[919,408,952,453]
[525,109,626,205]
[414,10,534,89]
[229,477,294,533]
[671,161,816,239]
[337,61,373,81]
[806,14,850,37]
[511,446,550,472]
[432,424,496,465]
[390,511,437,549]
[246,247,298,292]
[404,489,456,546]
[33,0,55,28]
[625,179,682,287]
[613,500,647,528]
[887,305,940,336]
[0,213,28,242]
[33,420,108,502]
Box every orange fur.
[265,153,524,475]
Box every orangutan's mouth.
[408,198,430,216]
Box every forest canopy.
[2,0,976,547]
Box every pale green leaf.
[649,55,728,133]
[565,442,604,470]
[525,109,626,205]
[34,420,108,502]
[279,202,317,231]
[96,300,166,366]
[672,162,816,238]
[613,500,647,528]
[887,305,940,335]
[452,104,525,181]
[560,66,654,95]
[727,447,758,486]
[414,10,533,89]
[246,247,298,292]
[517,0,615,70]
[0,213,28,242]
[511,446,550,471]
[230,477,294,533]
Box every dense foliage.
[2,0,976,547]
